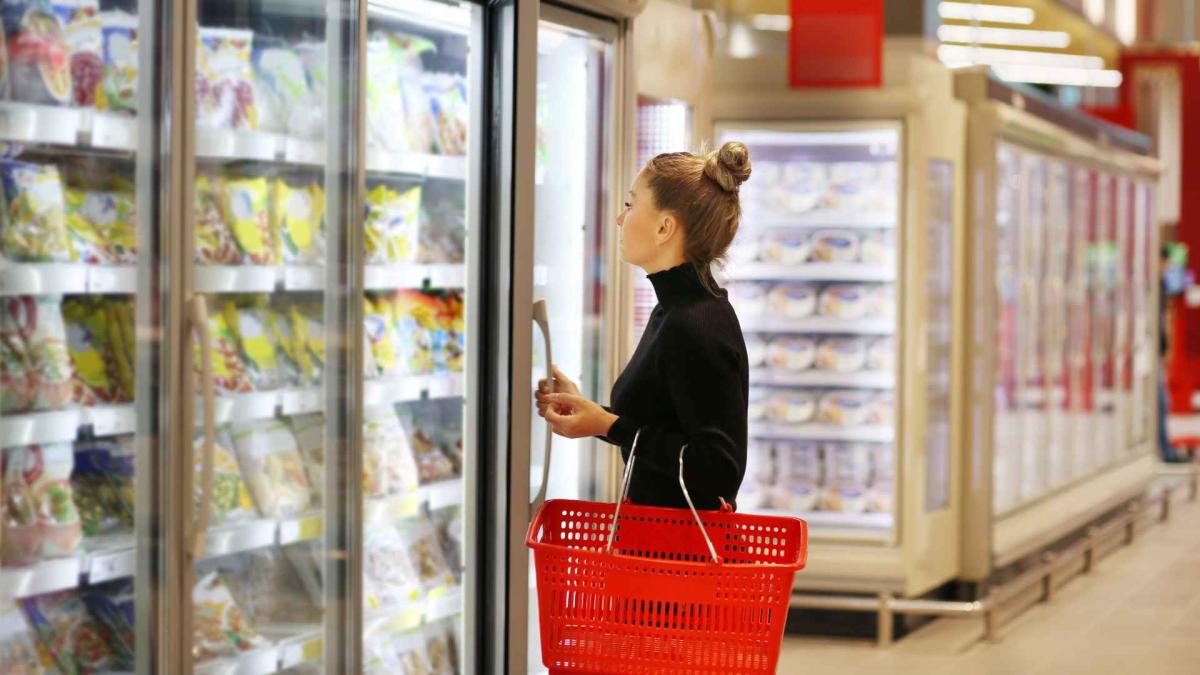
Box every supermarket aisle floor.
[776,498,1200,674]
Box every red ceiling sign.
[789,0,883,88]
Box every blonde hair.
[642,141,752,289]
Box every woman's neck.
[640,251,687,276]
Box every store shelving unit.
[714,43,966,597]
[954,71,1161,583]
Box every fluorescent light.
[938,24,1071,48]
[938,2,1035,25]
[990,64,1124,87]
[937,44,1106,70]
[750,13,791,32]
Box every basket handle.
[604,433,722,564]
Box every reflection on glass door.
[0,0,149,671]
[528,12,616,674]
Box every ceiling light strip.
[937,24,1072,48]
[937,2,1036,25]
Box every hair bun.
[704,141,752,192]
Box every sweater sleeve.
[612,319,746,506]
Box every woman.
[536,141,752,511]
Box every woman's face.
[617,171,665,269]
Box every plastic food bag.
[424,622,456,675]
[0,609,47,674]
[364,184,421,264]
[56,0,101,107]
[195,27,257,130]
[252,42,319,137]
[22,589,117,673]
[363,523,421,611]
[194,172,240,264]
[0,160,70,262]
[3,3,71,105]
[71,440,125,537]
[109,435,134,529]
[292,40,326,138]
[273,179,324,265]
[1,297,73,412]
[222,176,274,265]
[104,298,134,401]
[62,297,119,404]
[229,418,313,518]
[192,571,268,662]
[194,428,255,526]
[294,302,325,385]
[64,188,136,265]
[433,506,462,582]
[364,296,398,380]
[195,309,253,394]
[223,302,286,390]
[96,10,135,112]
[366,33,435,154]
[219,548,322,625]
[406,420,456,485]
[270,303,312,386]
[290,412,325,506]
[393,290,437,375]
[399,516,454,589]
[81,580,134,669]
[362,405,418,498]
[424,72,468,156]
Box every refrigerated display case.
[955,70,1161,584]
[713,45,967,597]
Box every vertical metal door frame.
[324,0,368,671]
[134,0,194,670]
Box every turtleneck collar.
[647,262,716,307]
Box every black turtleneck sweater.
[602,263,749,511]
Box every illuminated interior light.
[937,24,1072,48]
[937,2,1036,25]
[937,44,1106,70]
[989,64,1124,87]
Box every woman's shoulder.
[661,294,745,350]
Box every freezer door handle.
[531,299,554,513]
[189,295,216,559]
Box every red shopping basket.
[526,438,808,674]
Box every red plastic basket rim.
[526,498,809,571]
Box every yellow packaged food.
[62,298,119,405]
[105,299,135,402]
[273,179,324,264]
[364,184,420,264]
[0,160,71,262]
[223,176,274,265]
[195,310,253,394]
[364,296,398,379]
[271,303,312,386]
[194,173,240,264]
[222,300,286,390]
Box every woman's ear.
[655,213,679,246]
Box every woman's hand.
[535,365,581,417]
[542,393,618,439]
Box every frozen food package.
[273,179,325,265]
[363,523,421,611]
[62,297,119,404]
[251,41,316,136]
[761,231,810,264]
[766,336,816,371]
[768,283,818,319]
[192,571,268,662]
[96,10,135,112]
[815,337,867,372]
[219,548,322,625]
[433,506,463,581]
[364,296,398,380]
[3,3,71,105]
[22,589,118,673]
[362,405,418,497]
[728,282,767,317]
[768,390,815,424]
[782,162,826,213]
[818,284,869,319]
[399,516,455,589]
[0,609,47,674]
[293,40,326,132]
[817,391,872,427]
[1,447,43,565]
[195,310,254,394]
[860,230,896,266]
[821,483,869,514]
[294,302,326,385]
[809,230,860,263]
[1,297,74,411]
[57,0,100,108]
[826,162,876,211]
[367,626,434,675]
[64,188,136,265]
[406,419,457,485]
[109,435,134,529]
[424,71,468,156]
[866,392,895,427]
[283,541,325,611]
[289,412,325,506]
[195,27,257,130]
[0,160,70,262]
[71,439,125,537]
[194,172,241,264]
[825,443,872,487]
[81,579,134,669]
[223,302,286,390]
[727,234,758,264]
[223,176,275,265]
[425,628,455,675]
[774,480,820,512]
[366,33,422,153]
[442,291,465,373]
[866,336,895,372]
[193,428,256,526]
[744,334,766,368]
[866,284,896,319]
[872,444,895,482]
[365,184,421,264]
[778,441,822,482]
[230,418,313,518]
[104,297,134,401]
[393,290,438,375]
[739,440,773,510]
[747,388,768,422]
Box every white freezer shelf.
[206,375,462,424]
[749,508,894,533]
[740,316,895,335]
[751,369,895,389]
[723,262,896,282]
[747,211,897,230]
[0,263,137,296]
[194,264,467,293]
[194,645,284,675]
[0,557,83,607]
[363,374,465,407]
[1,404,136,447]
[366,146,468,180]
[364,263,466,290]
[750,422,895,443]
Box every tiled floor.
[776,495,1200,674]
